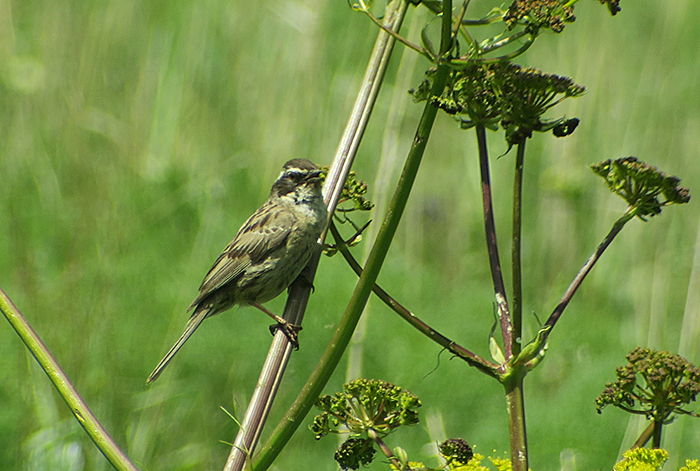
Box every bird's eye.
[286,170,304,182]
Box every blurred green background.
[1,0,699,470]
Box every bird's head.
[271,159,323,201]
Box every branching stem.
[329,223,501,379]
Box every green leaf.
[489,335,506,365]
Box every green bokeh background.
[1,1,699,470]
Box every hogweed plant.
[302,0,694,470]
[2,1,695,471]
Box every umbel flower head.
[439,438,474,466]
[334,437,376,471]
[411,62,584,144]
[591,157,691,220]
[411,65,501,126]
[496,63,585,144]
[596,347,700,421]
[319,166,373,212]
[311,379,421,470]
[504,0,576,33]
[599,0,622,16]
[311,378,421,439]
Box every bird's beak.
[306,169,323,183]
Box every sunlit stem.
[481,29,529,54]
[543,207,636,338]
[511,140,526,355]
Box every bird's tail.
[146,308,209,383]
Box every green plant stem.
[503,373,528,471]
[511,141,526,356]
[652,415,663,448]
[358,2,432,60]
[252,5,453,469]
[543,207,636,337]
[480,30,529,54]
[475,124,513,360]
[368,428,405,470]
[0,288,140,471]
[453,0,471,36]
[632,422,655,449]
[329,222,500,379]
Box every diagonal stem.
[329,222,500,379]
[543,207,636,339]
[0,288,140,471]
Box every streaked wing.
[193,203,295,303]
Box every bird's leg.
[250,302,302,348]
[294,266,316,293]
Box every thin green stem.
[357,2,433,60]
[480,30,529,54]
[0,288,140,471]
[632,422,655,449]
[475,124,513,360]
[329,223,501,379]
[252,5,453,468]
[543,207,636,339]
[511,141,526,355]
[368,429,405,470]
[452,0,471,37]
[450,35,534,66]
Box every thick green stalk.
[652,413,664,449]
[504,372,528,471]
[0,288,140,471]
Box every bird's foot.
[269,321,303,349]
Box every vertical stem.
[511,141,525,356]
[652,415,663,448]
[475,124,513,359]
[504,374,528,470]
[508,141,528,471]
[440,0,454,54]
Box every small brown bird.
[147,159,327,383]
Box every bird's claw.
[269,322,303,349]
